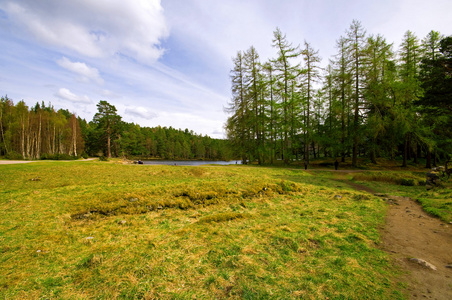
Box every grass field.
[0,160,431,299]
[349,170,452,223]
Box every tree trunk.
[426,150,432,169]
[402,135,408,167]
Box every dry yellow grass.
[0,161,404,299]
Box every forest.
[225,20,452,167]
[2,21,451,166]
[0,99,232,161]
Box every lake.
[142,160,242,166]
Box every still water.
[143,160,241,166]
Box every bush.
[81,153,89,159]
[40,153,77,160]
[401,178,417,186]
[5,151,24,160]
[99,156,108,161]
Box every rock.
[426,171,440,190]
[445,264,452,269]
[409,258,437,271]
[334,195,342,199]
[30,177,41,181]
[85,236,94,240]
[118,220,126,225]
[157,205,163,210]
[129,198,138,202]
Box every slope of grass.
[0,161,403,299]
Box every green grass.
[350,170,452,223]
[0,161,405,299]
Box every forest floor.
[339,178,452,300]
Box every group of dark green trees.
[0,99,232,161]
[225,20,452,167]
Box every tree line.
[225,20,452,167]
[0,99,233,161]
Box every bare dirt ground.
[382,196,452,299]
[0,158,96,165]
[340,180,452,299]
[0,160,33,164]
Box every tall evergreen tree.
[397,30,422,167]
[301,41,321,162]
[92,100,122,158]
[346,20,366,167]
[271,28,301,164]
[363,34,395,163]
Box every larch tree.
[363,34,395,163]
[332,36,352,162]
[271,27,301,164]
[346,20,366,167]
[397,30,422,167]
[225,51,249,163]
[301,40,321,163]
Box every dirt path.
[381,196,452,299]
[0,160,33,164]
[339,179,452,299]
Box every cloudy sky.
[0,0,451,138]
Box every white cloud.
[57,57,103,84]
[55,88,92,104]
[2,0,169,64]
[125,106,157,120]
[101,89,122,99]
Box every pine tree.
[92,100,122,158]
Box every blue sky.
[1,0,451,138]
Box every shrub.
[40,153,77,160]
[401,178,417,186]
[5,151,23,160]
[99,156,108,161]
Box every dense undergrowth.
[0,161,408,299]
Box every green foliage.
[40,153,77,160]
[225,25,451,168]
[0,97,84,159]
[0,97,233,161]
[4,150,23,160]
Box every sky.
[0,0,451,139]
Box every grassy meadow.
[0,160,420,299]
[349,170,452,223]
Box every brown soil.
[340,179,452,299]
[382,196,452,299]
